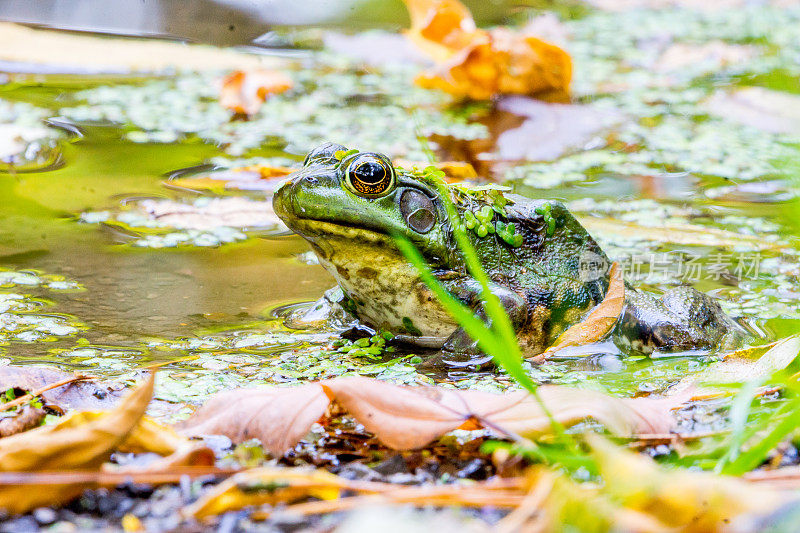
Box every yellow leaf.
[539,262,624,357]
[0,374,154,514]
[588,435,787,531]
[57,411,192,456]
[184,467,344,520]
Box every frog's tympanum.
[273,143,745,365]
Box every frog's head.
[273,143,454,268]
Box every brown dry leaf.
[581,217,783,251]
[0,374,154,514]
[184,467,345,520]
[403,0,571,100]
[178,383,330,456]
[588,435,789,531]
[181,376,677,454]
[539,262,624,358]
[219,69,294,116]
[0,365,124,411]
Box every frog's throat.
[292,220,458,338]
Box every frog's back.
[489,195,611,342]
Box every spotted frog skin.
[273,143,745,364]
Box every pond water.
[1,4,800,409]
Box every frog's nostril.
[303,176,319,184]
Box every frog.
[273,143,746,366]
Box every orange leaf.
[403,0,571,100]
[403,0,479,61]
[538,262,624,358]
[219,69,293,116]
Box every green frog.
[273,143,745,365]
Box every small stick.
[0,467,240,486]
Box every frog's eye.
[399,189,436,233]
[342,153,395,198]
[304,142,347,166]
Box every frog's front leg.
[613,286,746,355]
[435,279,528,367]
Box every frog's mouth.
[283,217,395,246]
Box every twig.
[494,473,554,533]
[0,375,92,413]
[250,485,526,520]
[0,467,240,486]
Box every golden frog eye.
[344,154,395,197]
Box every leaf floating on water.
[402,0,572,100]
[537,262,624,359]
[0,374,154,514]
[668,335,800,398]
[0,365,124,412]
[705,87,800,135]
[219,69,294,117]
[581,217,784,251]
[180,376,677,454]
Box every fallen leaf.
[705,87,800,135]
[138,197,285,231]
[181,376,677,454]
[403,0,572,100]
[184,467,346,520]
[668,335,800,398]
[588,435,789,531]
[219,69,294,116]
[538,262,624,358]
[56,411,193,456]
[581,217,784,251]
[178,383,330,456]
[0,366,124,412]
[403,0,479,61]
[493,96,623,162]
[0,374,154,514]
